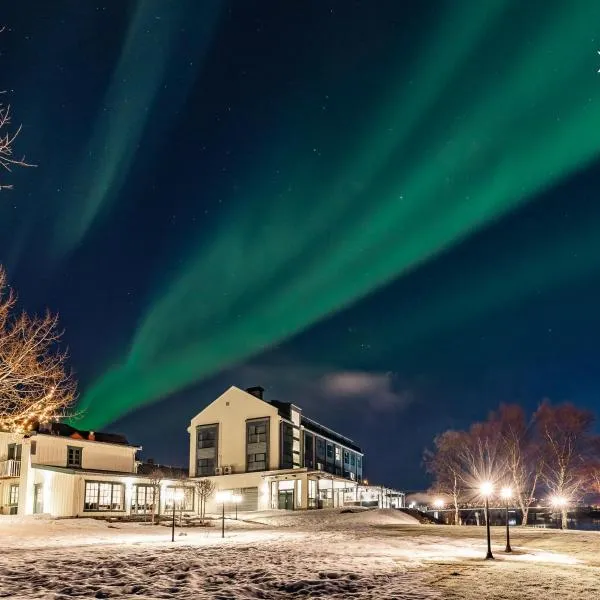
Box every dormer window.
[67,446,82,468]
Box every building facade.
[188,385,371,512]
[0,423,190,518]
[1,384,404,517]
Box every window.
[248,422,267,444]
[197,458,215,476]
[165,486,194,511]
[30,441,37,456]
[350,454,356,467]
[9,484,19,505]
[67,446,82,468]
[326,443,333,459]
[7,444,22,461]
[132,485,155,514]
[197,425,218,449]
[304,433,314,468]
[335,446,341,462]
[84,482,124,511]
[316,438,326,459]
[247,452,267,472]
[343,450,350,464]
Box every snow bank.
[243,507,420,529]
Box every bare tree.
[535,401,596,529]
[493,404,542,527]
[1,27,34,190]
[193,478,216,523]
[147,467,165,525]
[424,430,469,525]
[0,267,76,432]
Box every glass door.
[33,483,44,514]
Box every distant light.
[216,490,232,503]
[480,481,493,496]
[551,495,568,507]
[408,502,416,509]
[433,498,445,508]
[501,487,512,500]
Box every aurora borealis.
[3,1,600,486]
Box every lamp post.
[480,481,494,560]
[551,495,568,530]
[171,489,184,542]
[215,490,231,538]
[501,487,512,553]
[433,498,444,521]
[231,493,242,520]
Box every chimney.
[246,386,264,400]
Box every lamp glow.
[216,490,232,503]
[433,498,445,508]
[500,487,512,500]
[480,481,493,496]
[551,495,568,507]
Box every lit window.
[84,482,124,511]
[9,484,19,505]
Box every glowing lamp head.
[480,481,493,497]
[433,498,445,508]
[500,487,512,500]
[216,490,232,503]
[551,495,568,507]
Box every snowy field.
[1,508,600,599]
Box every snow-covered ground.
[1,509,599,599]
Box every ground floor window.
[9,484,19,505]
[84,482,124,511]
[132,484,156,514]
[164,486,194,512]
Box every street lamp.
[551,495,568,530]
[171,488,184,542]
[231,493,242,520]
[500,487,512,553]
[216,490,232,538]
[480,481,494,560]
[433,498,444,521]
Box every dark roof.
[137,462,188,479]
[35,422,131,446]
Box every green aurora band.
[76,1,600,428]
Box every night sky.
[2,1,600,490]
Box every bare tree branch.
[1,27,36,190]
[0,266,77,432]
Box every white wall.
[197,471,269,513]
[32,435,138,473]
[188,387,281,476]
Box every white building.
[0,423,190,518]
[188,385,370,512]
[1,384,404,517]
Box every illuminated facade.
[188,385,368,511]
[0,424,190,518]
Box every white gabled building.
[187,385,370,512]
[0,423,191,518]
[1,384,404,518]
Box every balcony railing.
[0,459,21,478]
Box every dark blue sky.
[2,1,600,489]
